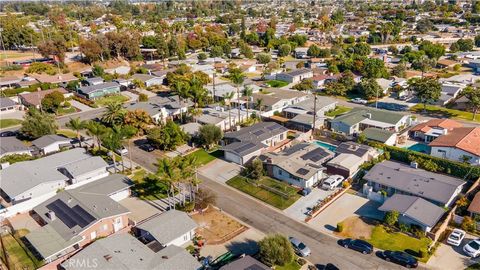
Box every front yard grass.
[0,229,43,269]
[185,149,222,166]
[266,80,289,88]
[368,225,432,263]
[94,94,130,107]
[226,175,300,210]
[410,104,480,123]
[275,260,301,270]
[0,119,22,129]
[325,105,352,117]
[56,129,78,138]
[130,169,170,201]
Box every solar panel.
[296,168,310,176]
[46,199,95,229]
[252,130,264,136]
[234,142,256,153]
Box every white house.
[0,137,31,158]
[32,135,72,155]
[429,127,480,165]
[131,74,164,87]
[0,97,20,115]
[276,69,313,84]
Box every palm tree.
[102,102,126,126]
[66,117,85,147]
[188,107,202,123]
[85,121,106,148]
[189,77,208,108]
[171,81,190,123]
[255,98,264,122]
[157,158,180,209]
[229,68,246,124]
[120,125,138,170]
[222,92,235,131]
[177,155,198,205]
[100,128,122,173]
[243,86,253,120]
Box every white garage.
[109,189,131,202]
[222,141,265,165]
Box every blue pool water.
[405,143,431,154]
[313,140,338,152]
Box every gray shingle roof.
[32,134,71,149]
[224,122,288,143]
[362,128,395,143]
[25,224,83,260]
[137,210,197,245]
[222,141,267,156]
[62,156,107,178]
[60,234,201,270]
[74,173,133,196]
[284,68,312,77]
[336,141,376,158]
[0,137,29,156]
[0,97,16,109]
[378,194,445,228]
[220,255,270,270]
[364,160,465,205]
[78,82,120,94]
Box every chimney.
[365,113,372,119]
[162,256,169,259]
[410,161,418,169]
[46,210,56,221]
[104,255,113,261]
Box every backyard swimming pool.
[313,140,338,152]
[405,143,431,154]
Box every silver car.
[289,236,311,257]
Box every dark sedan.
[339,238,373,254]
[382,250,418,268]
[140,144,155,152]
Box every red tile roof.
[429,127,480,156]
[19,88,68,107]
[410,119,463,133]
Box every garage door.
[109,190,130,202]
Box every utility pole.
[312,93,317,137]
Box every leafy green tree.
[324,82,347,96]
[101,128,123,172]
[307,44,321,57]
[278,44,291,57]
[92,64,105,77]
[384,210,399,226]
[292,79,314,91]
[147,120,188,151]
[258,234,294,266]
[357,78,383,100]
[102,102,126,126]
[461,86,480,120]
[38,37,67,63]
[249,158,264,179]
[338,70,356,91]
[41,91,65,113]
[198,124,223,150]
[257,53,272,80]
[197,52,207,61]
[453,38,474,52]
[419,41,445,59]
[408,77,442,112]
[66,117,86,147]
[20,108,58,139]
[362,58,387,78]
[229,68,246,124]
[210,46,224,57]
[352,43,371,56]
[156,157,180,209]
[412,56,436,77]
[391,62,407,77]
[138,93,148,102]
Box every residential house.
[294,47,309,59]
[410,119,463,143]
[60,234,201,270]
[335,141,379,162]
[0,97,19,114]
[196,107,248,132]
[181,122,202,137]
[259,143,334,188]
[0,148,108,206]
[32,134,72,155]
[222,122,289,165]
[105,65,131,75]
[325,154,364,179]
[312,73,342,88]
[0,76,21,88]
[251,88,309,116]
[363,160,465,207]
[25,180,131,263]
[362,127,398,146]
[283,96,338,119]
[77,82,121,100]
[286,114,325,132]
[136,210,197,248]
[378,194,445,232]
[19,88,70,109]
[30,73,78,85]
[276,69,313,84]
[84,77,104,86]
[205,83,238,101]
[437,59,459,69]
[429,127,480,165]
[220,255,270,270]
[0,137,31,158]
[467,192,480,219]
[131,74,164,87]
[330,107,412,136]
[437,82,466,105]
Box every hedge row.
[373,143,480,181]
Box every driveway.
[119,197,163,223]
[427,233,479,270]
[122,91,138,101]
[200,227,264,259]
[284,188,335,221]
[136,88,156,98]
[70,100,94,112]
[198,159,242,183]
[0,110,25,120]
[309,193,383,234]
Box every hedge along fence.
[368,142,480,181]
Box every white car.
[289,237,311,257]
[115,147,128,156]
[463,239,480,257]
[321,175,345,190]
[447,229,466,246]
[351,98,368,104]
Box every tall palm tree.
[255,98,264,122]
[85,121,106,148]
[171,81,190,123]
[177,155,197,205]
[157,158,180,209]
[222,92,235,131]
[102,102,126,126]
[66,117,85,147]
[243,86,253,120]
[229,68,246,124]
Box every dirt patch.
[336,216,374,240]
[191,207,247,245]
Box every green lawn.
[185,149,222,166]
[325,105,352,117]
[275,260,301,270]
[94,94,130,107]
[0,119,22,129]
[368,226,432,262]
[0,229,43,269]
[130,169,170,200]
[467,263,480,270]
[57,129,78,138]
[56,106,77,116]
[226,175,301,210]
[266,80,289,88]
[410,104,480,123]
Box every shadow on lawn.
[411,107,457,119]
[225,239,259,256]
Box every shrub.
[176,201,195,212]
[399,222,410,233]
[342,181,351,188]
[384,211,399,226]
[138,93,148,102]
[297,258,307,266]
[419,248,428,258]
[461,216,476,232]
[337,222,344,232]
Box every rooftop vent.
[410,162,418,169]
[46,210,56,221]
[104,255,112,261]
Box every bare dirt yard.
[191,206,247,245]
[335,216,374,239]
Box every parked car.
[115,146,128,156]
[351,98,368,104]
[140,144,155,152]
[339,239,373,254]
[0,131,17,137]
[289,237,311,257]
[463,239,480,257]
[447,229,466,246]
[381,250,418,268]
[321,175,345,190]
